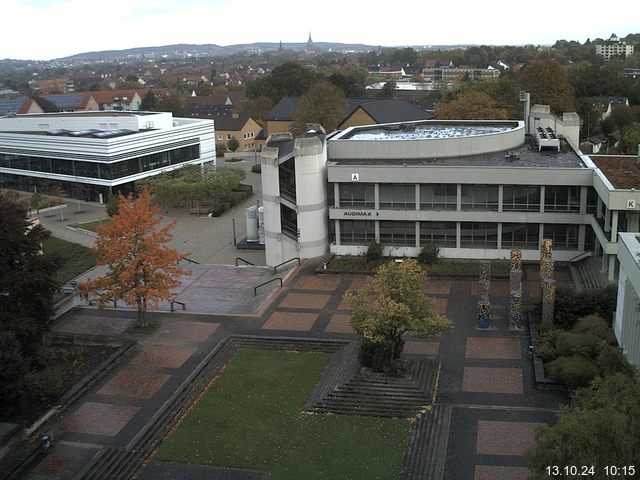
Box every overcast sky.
[3,0,639,60]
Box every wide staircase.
[571,255,610,291]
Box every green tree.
[620,122,640,155]
[343,259,453,372]
[436,90,508,120]
[238,95,274,126]
[139,90,157,111]
[155,92,184,116]
[380,79,396,97]
[518,59,575,114]
[328,65,370,96]
[32,95,59,113]
[226,136,240,152]
[0,193,60,357]
[527,374,640,478]
[292,80,346,135]
[0,331,29,416]
[246,61,317,103]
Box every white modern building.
[0,111,215,202]
[615,233,640,368]
[595,34,635,61]
[259,105,640,284]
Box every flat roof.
[340,121,518,141]
[14,111,157,118]
[591,155,640,189]
[329,140,587,169]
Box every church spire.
[306,32,314,51]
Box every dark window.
[420,184,457,210]
[379,184,415,209]
[379,220,415,246]
[461,185,499,211]
[460,222,498,248]
[502,223,539,248]
[339,220,375,245]
[420,221,456,247]
[502,186,540,211]
[339,183,375,208]
[544,224,578,249]
[544,186,580,212]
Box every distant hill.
[58,42,473,61]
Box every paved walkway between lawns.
[24,260,572,480]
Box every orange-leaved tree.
[81,188,189,327]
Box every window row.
[336,183,588,213]
[0,145,200,180]
[338,220,579,249]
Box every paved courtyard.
[21,259,572,479]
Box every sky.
[3,0,639,60]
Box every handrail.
[170,300,186,312]
[569,251,592,263]
[253,277,283,296]
[273,257,300,274]
[235,257,256,266]
[181,256,199,264]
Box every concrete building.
[595,34,635,61]
[0,111,215,202]
[259,105,640,285]
[614,232,640,368]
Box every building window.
[339,220,375,245]
[380,221,415,246]
[338,183,375,209]
[217,134,223,141]
[544,224,578,249]
[379,184,415,209]
[226,134,232,141]
[587,187,598,214]
[420,184,456,210]
[460,222,498,248]
[461,185,499,211]
[544,186,580,212]
[502,186,540,211]
[420,221,456,247]
[502,223,539,248]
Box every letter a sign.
[351,173,359,182]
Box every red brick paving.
[462,367,524,394]
[151,321,219,343]
[423,279,452,295]
[98,370,171,399]
[61,402,140,436]
[262,311,318,331]
[279,292,331,309]
[475,465,530,479]
[433,297,448,315]
[325,313,355,334]
[53,314,135,336]
[130,345,196,369]
[470,280,511,297]
[404,340,440,355]
[476,420,542,456]
[32,453,75,474]
[294,276,342,291]
[465,337,521,360]
[347,277,368,292]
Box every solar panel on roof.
[47,129,70,136]
[0,97,27,116]
[92,129,135,138]
[42,94,84,109]
[69,129,100,137]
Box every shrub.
[106,195,119,217]
[546,355,599,389]
[536,327,558,361]
[0,332,29,415]
[366,241,384,262]
[596,344,636,378]
[418,244,439,265]
[572,314,612,342]
[555,331,601,358]
[25,366,65,402]
[251,164,262,173]
[215,142,227,157]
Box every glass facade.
[379,184,415,209]
[502,223,539,248]
[0,144,200,181]
[339,183,374,208]
[339,220,375,245]
[460,222,498,248]
[544,224,579,249]
[379,221,415,246]
[420,221,456,247]
[420,184,457,210]
[502,186,540,211]
[544,186,580,212]
[461,185,499,211]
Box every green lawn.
[42,237,96,284]
[75,218,112,233]
[156,349,410,480]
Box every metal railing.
[235,257,256,266]
[180,256,199,264]
[253,277,282,296]
[273,257,300,274]
[170,300,186,312]
[569,251,592,263]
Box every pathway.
[21,260,572,480]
